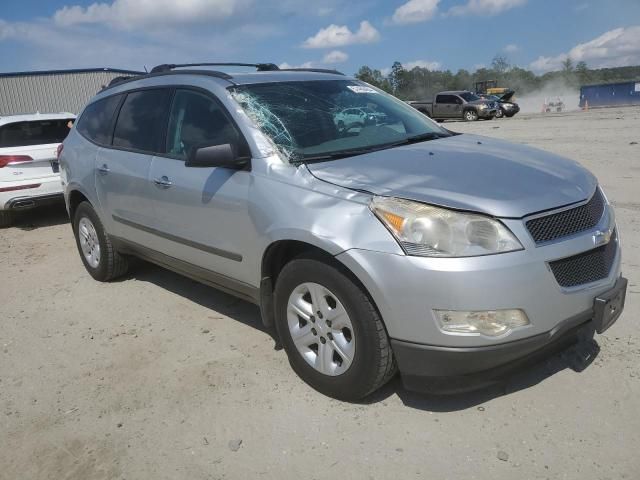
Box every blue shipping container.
[580,80,640,108]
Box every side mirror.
[185,143,249,169]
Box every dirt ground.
[1,107,639,480]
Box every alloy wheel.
[286,282,355,376]
[78,217,101,268]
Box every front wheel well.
[68,190,89,221]
[259,240,375,330]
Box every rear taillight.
[56,144,64,160]
[0,155,33,168]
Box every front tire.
[274,257,396,400]
[464,110,479,121]
[495,109,504,118]
[72,201,128,281]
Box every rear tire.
[0,210,13,228]
[274,257,396,401]
[72,201,128,281]
[495,109,504,118]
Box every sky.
[1,0,640,75]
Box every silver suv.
[60,63,627,400]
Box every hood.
[499,90,516,102]
[306,134,596,218]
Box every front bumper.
[478,108,497,119]
[502,104,520,116]
[393,276,626,393]
[335,202,623,390]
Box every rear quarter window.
[76,94,124,145]
[0,119,74,148]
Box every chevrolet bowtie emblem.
[593,229,613,247]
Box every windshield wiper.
[297,149,376,163]
[295,132,449,164]
[404,132,449,144]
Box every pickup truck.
[409,90,498,122]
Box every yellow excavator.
[474,80,510,96]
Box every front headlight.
[370,197,523,257]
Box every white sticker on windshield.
[347,85,378,94]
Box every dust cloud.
[515,80,580,113]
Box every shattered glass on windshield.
[230,89,297,160]
[229,80,447,162]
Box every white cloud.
[449,0,526,16]
[404,59,442,70]
[302,20,380,48]
[53,0,248,29]
[280,50,349,70]
[322,50,349,64]
[391,0,440,25]
[0,19,17,40]
[0,1,308,72]
[380,59,442,76]
[530,26,640,72]
[279,61,316,69]
[504,43,519,53]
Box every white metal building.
[0,68,143,116]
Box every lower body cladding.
[336,237,626,394]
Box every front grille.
[549,230,617,287]
[526,189,605,244]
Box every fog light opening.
[434,309,530,337]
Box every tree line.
[355,55,640,100]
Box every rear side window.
[76,94,123,145]
[166,89,241,159]
[113,89,171,153]
[0,119,74,148]
[436,95,455,104]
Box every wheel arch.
[259,239,383,333]
[68,189,90,221]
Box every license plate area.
[50,160,60,173]
[594,277,627,333]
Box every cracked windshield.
[230,80,449,161]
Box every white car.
[0,112,76,227]
[334,107,379,129]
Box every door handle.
[97,164,110,175]
[153,176,173,188]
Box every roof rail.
[279,68,345,76]
[107,75,137,87]
[98,69,236,93]
[150,63,280,74]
